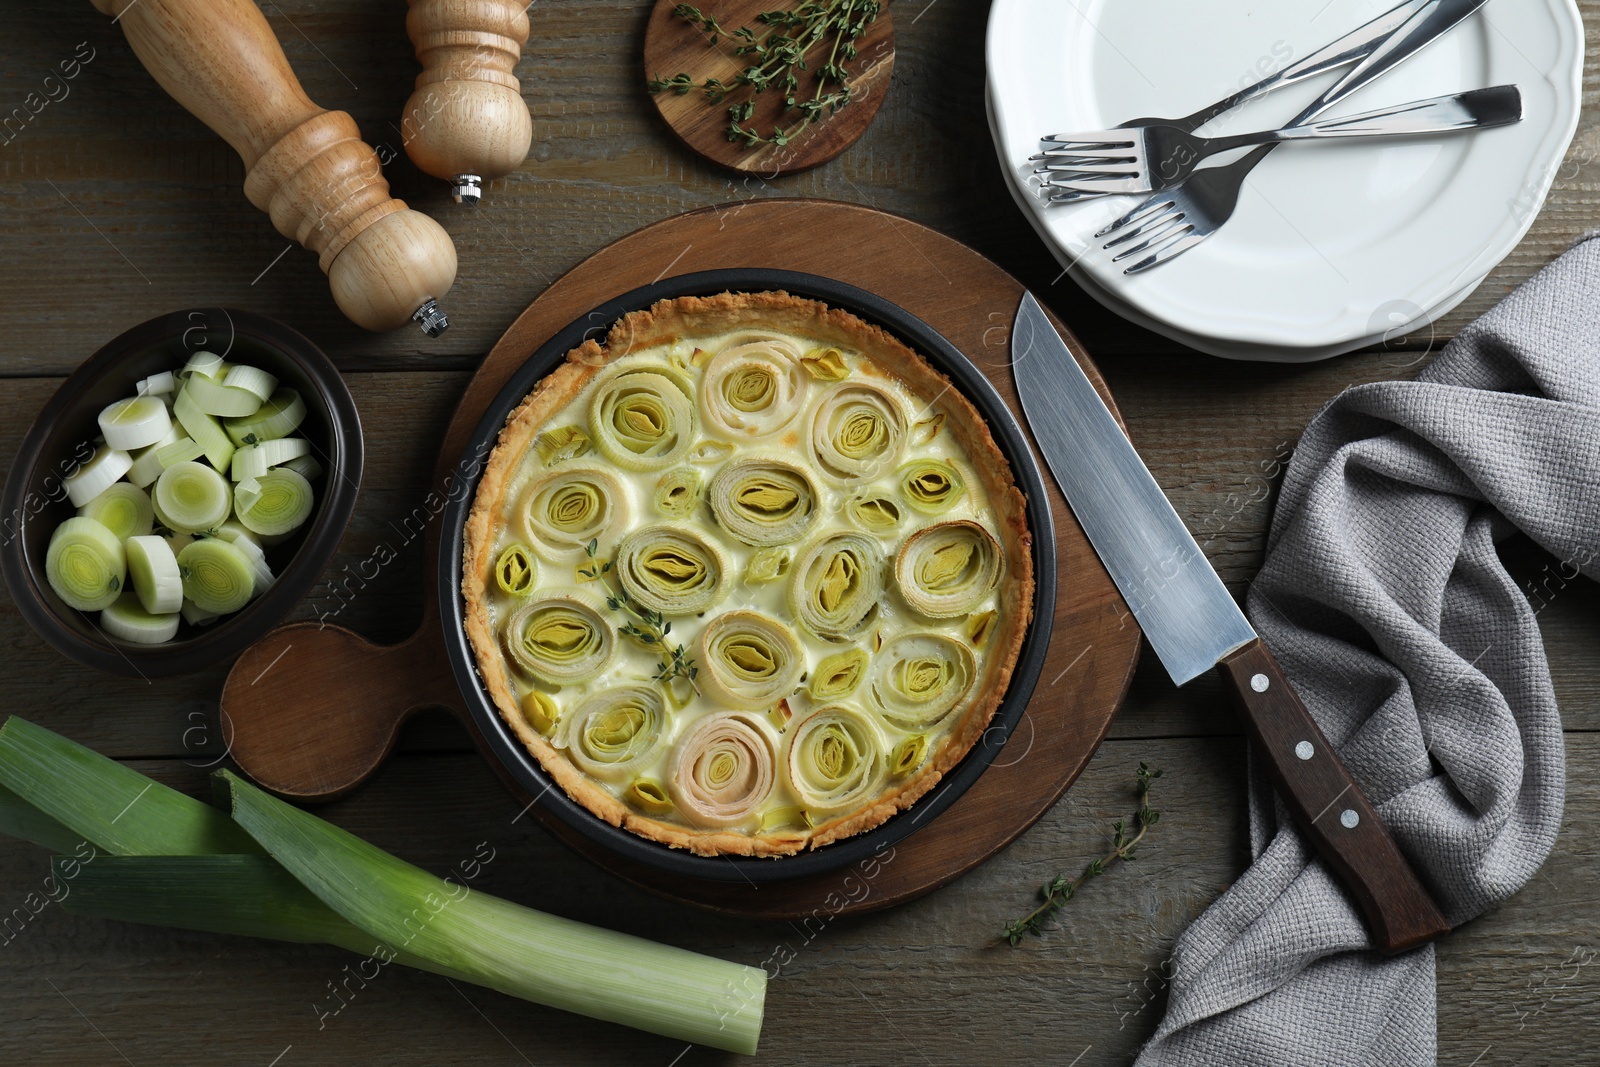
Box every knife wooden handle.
[1219,638,1449,954]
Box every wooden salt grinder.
[93,0,458,335]
[402,0,533,204]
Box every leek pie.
[462,292,1034,857]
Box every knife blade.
[1011,292,1448,954]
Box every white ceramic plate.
[986,83,1485,361]
[987,0,1584,356]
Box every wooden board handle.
[402,0,532,203]
[93,0,457,333]
[1219,638,1450,953]
[219,619,463,801]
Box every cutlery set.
[1035,0,1520,273]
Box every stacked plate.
[987,0,1584,361]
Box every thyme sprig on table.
[647,0,883,148]
[1002,763,1163,946]
[580,539,701,696]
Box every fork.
[1036,86,1521,200]
[1094,0,1492,274]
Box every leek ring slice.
[589,367,696,471]
[653,467,704,520]
[669,712,777,827]
[784,705,885,816]
[153,461,232,534]
[867,632,975,730]
[808,647,869,702]
[895,520,1004,619]
[125,534,184,615]
[46,517,126,612]
[100,592,180,645]
[78,482,155,541]
[809,382,906,482]
[846,492,903,536]
[235,468,314,537]
[898,459,966,515]
[743,547,791,585]
[556,684,668,783]
[699,336,807,439]
[494,543,538,597]
[695,610,805,711]
[615,523,729,616]
[789,532,884,641]
[707,454,820,547]
[177,538,254,614]
[518,467,627,562]
[890,734,928,778]
[502,593,616,684]
[626,778,675,816]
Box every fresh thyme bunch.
[1003,763,1164,945]
[648,0,884,147]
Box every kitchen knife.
[1011,292,1448,954]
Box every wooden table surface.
[2,2,1597,1064]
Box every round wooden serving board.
[642,0,895,176]
[221,198,1142,920]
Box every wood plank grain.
[0,734,1591,1065]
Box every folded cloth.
[1136,232,1600,1067]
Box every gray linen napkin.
[1135,232,1600,1067]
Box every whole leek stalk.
[0,718,765,1055]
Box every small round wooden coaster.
[642,0,895,176]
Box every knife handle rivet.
[1250,673,1270,693]
[1295,740,1315,761]
[1340,809,1360,829]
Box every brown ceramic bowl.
[0,308,363,677]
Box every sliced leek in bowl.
[0,308,362,676]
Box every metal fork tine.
[1102,206,1184,248]
[1034,160,1143,175]
[1109,220,1194,262]
[1039,131,1137,148]
[1095,195,1177,239]
[1122,232,1208,274]
[1041,175,1149,196]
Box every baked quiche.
[461,292,1034,857]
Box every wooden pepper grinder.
[402,0,533,204]
[93,0,458,335]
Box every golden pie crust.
[462,291,1034,857]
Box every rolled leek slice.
[588,367,696,471]
[895,520,1004,618]
[707,454,820,547]
[521,690,559,737]
[615,523,729,616]
[555,684,668,783]
[78,482,154,541]
[63,445,132,508]
[45,517,126,611]
[494,543,538,597]
[699,336,808,438]
[534,425,593,466]
[867,632,975,730]
[172,387,236,472]
[653,467,703,519]
[125,534,184,614]
[784,705,885,816]
[224,388,305,447]
[502,593,615,684]
[890,734,928,777]
[695,610,805,711]
[235,468,314,537]
[669,712,777,827]
[898,458,966,515]
[518,467,627,561]
[177,539,254,614]
[809,381,906,481]
[625,778,674,816]
[153,461,232,534]
[809,647,869,702]
[847,492,903,535]
[789,532,884,641]
[98,395,172,451]
[101,592,180,645]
